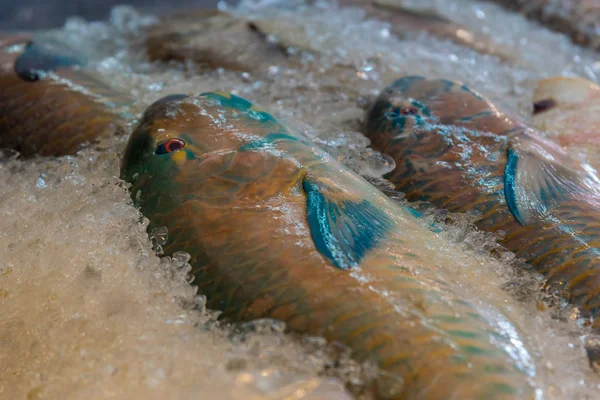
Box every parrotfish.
[146,2,514,79]
[484,0,600,51]
[366,76,600,325]
[144,9,291,73]
[532,76,600,170]
[337,0,515,62]
[0,34,132,157]
[121,92,538,399]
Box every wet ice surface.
[0,150,362,399]
[2,0,600,398]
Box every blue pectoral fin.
[15,39,87,81]
[504,136,591,225]
[303,176,394,270]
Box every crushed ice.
[2,0,600,399]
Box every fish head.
[121,92,308,216]
[534,76,600,112]
[532,76,600,146]
[121,93,191,183]
[368,76,522,138]
[366,76,524,183]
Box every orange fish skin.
[0,34,131,157]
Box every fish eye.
[155,138,185,155]
[533,98,556,115]
[399,107,418,115]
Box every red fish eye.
[400,107,418,115]
[156,138,185,155]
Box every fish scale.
[366,76,600,325]
[122,92,537,399]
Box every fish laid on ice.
[0,34,132,157]
[145,1,515,78]
[144,9,291,73]
[338,0,515,62]
[532,76,600,169]
[121,92,538,399]
[484,0,600,51]
[366,76,600,325]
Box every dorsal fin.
[303,175,394,270]
[504,134,600,225]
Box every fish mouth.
[533,98,557,115]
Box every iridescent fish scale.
[121,93,538,399]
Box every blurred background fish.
[0,34,133,157]
[366,76,600,326]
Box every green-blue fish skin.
[121,92,539,399]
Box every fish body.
[485,0,600,51]
[122,92,537,399]
[532,76,600,169]
[144,9,291,73]
[366,76,600,323]
[338,0,515,62]
[146,2,513,79]
[0,34,132,157]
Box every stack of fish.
[3,2,600,399]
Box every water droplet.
[171,251,191,268]
[153,244,164,256]
[150,226,168,246]
[268,65,280,76]
[147,82,164,92]
[241,72,252,82]
[235,318,287,336]
[36,177,47,189]
[6,43,26,54]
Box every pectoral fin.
[303,175,393,270]
[504,134,595,225]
